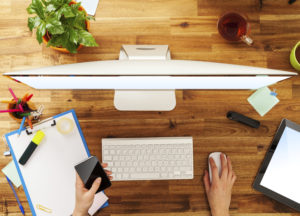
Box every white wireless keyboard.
[102,137,193,181]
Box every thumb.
[89,177,101,194]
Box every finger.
[75,172,85,188]
[231,172,237,186]
[227,156,233,179]
[105,170,112,176]
[209,157,220,183]
[101,163,108,168]
[227,156,233,173]
[220,153,228,180]
[203,170,211,193]
[109,176,113,180]
[89,177,101,194]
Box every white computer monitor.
[4,45,297,111]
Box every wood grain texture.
[1,0,300,215]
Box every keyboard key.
[131,173,160,179]
[104,155,112,161]
[107,162,114,167]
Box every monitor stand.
[114,45,176,111]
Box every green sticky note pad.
[247,87,279,117]
[2,161,22,188]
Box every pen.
[19,130,45,165]
[5,176,25,215]
[18,117,26,136]
[8,88,24,112]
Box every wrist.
[211,209,230,216]
[73,207,89,216]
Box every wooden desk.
[1,0,300,215]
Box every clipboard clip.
[26,118,56,135]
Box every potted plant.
[27,0,98,53]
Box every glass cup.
[217,12,253,46]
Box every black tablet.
[253,119,300,211]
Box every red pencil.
[26,94,33,102]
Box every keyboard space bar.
[130,173,160,179]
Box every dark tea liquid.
[218,13,248,41]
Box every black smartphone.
[75,156,111,192]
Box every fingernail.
[96,178,101,183]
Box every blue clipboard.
[5,109,108,215]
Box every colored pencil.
[8,88,24,112]
[19,112,32,117]
[18,117,26,136]
[0,109,21,113]
[5,176,25,215]
[8,88,18,101]
[27,117,33,129]
[26,94,33,102]
[0,100,13,103]
[21,93,28,104]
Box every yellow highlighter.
[19,131,45,165]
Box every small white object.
[3,151,11,156]
[88,192,108,215]
[102,137,194,181]
[208,152,226,183]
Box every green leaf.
[48,0,70,7]
[45,4,57,13]
[78,30,98,47]
[36,22,46,44]
[72,12,86,30]
[86,15,95,21]
[54,3,74,20]
[27,0,45,19]
[48,33,78,53]
[65,40,78,53]
[47,34,64,47]
[60,4,75,18]
[70,2,81,10]
[69,28,79,44]
[41,0,50,6]
[28,16,41,31]
[46,18,64,35]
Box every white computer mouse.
[208,152,226,183]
